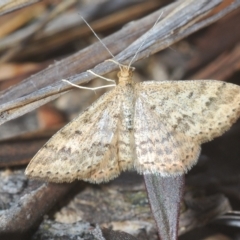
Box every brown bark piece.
[0,177,75,240]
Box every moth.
[25,62,240,183]
[25,16,240,184]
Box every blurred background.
[0,1,240,239]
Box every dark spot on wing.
[60,147,71,154]
[75,130,82,135]
[205,97,215,107]
[188,92,193,98]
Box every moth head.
[117,65,135,82]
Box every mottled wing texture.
[25,88,123,183]
[136,80,240,143]
[26,78,240,182]
[134,97,200,176]
[134,80,240,175]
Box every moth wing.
[136,80,240,143]
[133,97,200,175]
[25,87,123,183]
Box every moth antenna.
[80,15,115,59]
[87,70,116,83]
[127,12,164,70]
[62,79,116,91]
[105,59,128,72]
